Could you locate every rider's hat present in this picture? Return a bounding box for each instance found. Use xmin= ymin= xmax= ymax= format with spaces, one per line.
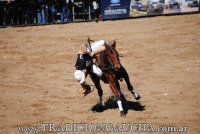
xmin=74 ymin=70 xmax=85 ymax=84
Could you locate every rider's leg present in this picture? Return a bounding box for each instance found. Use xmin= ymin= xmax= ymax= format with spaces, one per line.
xmin=92 ymin=65 xmax=103 ymax=77
xmin=90 ymin=73 xmax=103 ymax=105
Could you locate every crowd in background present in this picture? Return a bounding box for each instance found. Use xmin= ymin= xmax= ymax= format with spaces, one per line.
xmin=0 ymin=0 xmax=100 ymax=27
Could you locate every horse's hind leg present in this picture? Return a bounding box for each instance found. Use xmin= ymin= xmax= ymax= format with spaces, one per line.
xmin=121 ymin=66 xmax=140 ymax=100
xmin=90 ymin=73 xmax=103 ymax=105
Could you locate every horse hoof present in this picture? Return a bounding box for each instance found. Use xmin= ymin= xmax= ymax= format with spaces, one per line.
xmin=135 ymin=94 xmax=140 ymax=100
xmin=120 ymin=111 xmax=126 ymax=117
xmin=133 ymin=92 xmax=140 ymax=100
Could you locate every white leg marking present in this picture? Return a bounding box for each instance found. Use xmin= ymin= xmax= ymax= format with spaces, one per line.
xmin=117 ymin=100 xmax=124 ymax=112
xmin=132 ymin=90 xmax=139 ymax=99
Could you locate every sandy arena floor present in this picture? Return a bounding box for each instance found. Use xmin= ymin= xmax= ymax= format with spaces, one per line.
xmin=0 ymin=14 xmax=200 ymax=134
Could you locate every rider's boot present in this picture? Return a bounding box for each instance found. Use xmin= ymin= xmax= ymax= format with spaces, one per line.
xmin=81 ymin=82 xmax=92 ymax=96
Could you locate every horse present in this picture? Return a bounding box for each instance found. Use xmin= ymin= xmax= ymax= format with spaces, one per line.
xmin=89 ymin=40 xmax=140 ymax=117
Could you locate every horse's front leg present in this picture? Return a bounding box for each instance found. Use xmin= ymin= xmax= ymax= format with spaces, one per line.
xmin=109 ymin=82 xmax=126 ymax=117
xmin=120 ymin=66 xmax=140 ymax=100
xmin=116 ymin=81 xmax=126 ymax=102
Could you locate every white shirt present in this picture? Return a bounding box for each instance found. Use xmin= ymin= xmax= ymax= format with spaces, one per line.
xmin=86 ymin=40 xmax=105 ymax=53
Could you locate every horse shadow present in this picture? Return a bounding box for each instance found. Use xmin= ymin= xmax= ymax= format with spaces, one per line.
xmin=91 ymin=96 xmax=145 ymax=114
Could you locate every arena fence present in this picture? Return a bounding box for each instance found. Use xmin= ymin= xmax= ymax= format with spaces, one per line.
xmin=0 ymin=0 xmax=200 ymax=28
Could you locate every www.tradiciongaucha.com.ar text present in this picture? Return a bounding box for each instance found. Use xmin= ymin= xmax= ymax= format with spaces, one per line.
xmin=17 ymin=123 xmax=188 ymax=133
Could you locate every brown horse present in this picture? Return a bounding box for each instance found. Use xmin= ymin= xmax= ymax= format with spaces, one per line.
xmin=89 ymin=40 xmax=140 ymax=117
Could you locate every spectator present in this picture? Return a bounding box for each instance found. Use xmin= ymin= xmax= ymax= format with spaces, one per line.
xmin=50 ymin=5 xmax=57 ymax=23
xmin=92 ymin=0 xmax=99 ymax=22
xmin=0 ymin=1 xmax=6 ymax=26
xmin=41 ymin=5 xmax=48 ymax=24
xmin=18 ymin=0 xmax=25 ymax=25
xmin=199 ymin=2 xmax=200 ymax=12
xmin=10 ymin=1 xmax=18 ymax=25
xmin=65 ymin=0 xmax=72 ymax=21
xmin=4 ymin=0 xmax=11 ymax=26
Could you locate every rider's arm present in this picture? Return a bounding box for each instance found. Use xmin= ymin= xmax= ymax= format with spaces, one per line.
xmin=94 ymin=48 xmax=104 ymax=54
xmin=78 ymin=50 xmax=95 ymax=57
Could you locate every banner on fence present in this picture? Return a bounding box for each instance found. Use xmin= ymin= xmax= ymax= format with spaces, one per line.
xmin=101 ymin=0 xmax=131 ymax=20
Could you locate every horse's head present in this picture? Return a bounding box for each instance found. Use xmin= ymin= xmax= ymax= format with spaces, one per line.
xmin=104 ymin=40 xmax=121 ymax=72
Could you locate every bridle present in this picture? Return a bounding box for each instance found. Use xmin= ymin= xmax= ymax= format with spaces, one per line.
xmin=99 ymin=47 xmax=121 ymax=71
xmin=99 ymin=53 xmax=114 ymax=70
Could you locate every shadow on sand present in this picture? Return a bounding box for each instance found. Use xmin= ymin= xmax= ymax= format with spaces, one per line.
xmin=91 ymin=96 xmax=145 ymax=114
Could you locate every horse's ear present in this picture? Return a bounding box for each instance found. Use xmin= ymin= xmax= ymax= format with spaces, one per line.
xmin=111 ymin=40 xmax=116 ymax=48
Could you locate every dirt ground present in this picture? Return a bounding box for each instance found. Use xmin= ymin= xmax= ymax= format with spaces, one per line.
xmin=0 ymin=14 xmax=200 ymax=134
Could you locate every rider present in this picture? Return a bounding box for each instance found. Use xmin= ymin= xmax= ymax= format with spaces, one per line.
xmin=74 ymin=39 xmax=105 ymax=96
